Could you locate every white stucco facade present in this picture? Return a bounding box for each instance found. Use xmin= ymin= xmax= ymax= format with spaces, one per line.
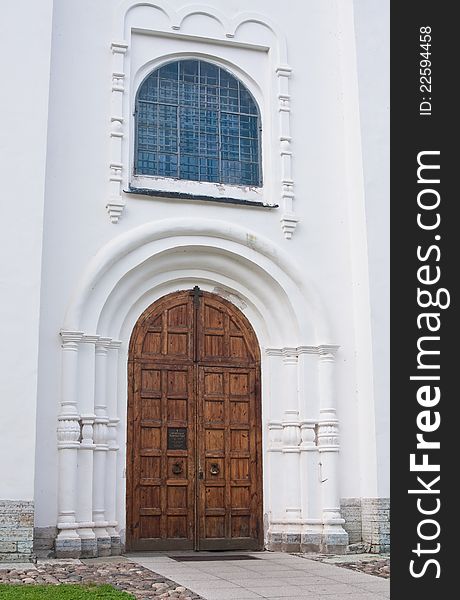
xmin=0 ymin=0 xmax=389 ymax=560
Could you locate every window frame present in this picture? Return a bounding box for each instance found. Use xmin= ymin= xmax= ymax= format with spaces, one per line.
xmin=130 ymin=56 xmax=268 ymax=205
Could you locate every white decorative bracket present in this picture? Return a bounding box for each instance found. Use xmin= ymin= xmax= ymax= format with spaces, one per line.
xmin=107 ymin=41 xmax=128 ymax=223
xmin=276 ymin=66 xmax=299 ymax=238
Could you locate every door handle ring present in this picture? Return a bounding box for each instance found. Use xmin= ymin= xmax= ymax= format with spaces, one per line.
xmin=172 ymin=461 xmax=183 ymax=475
xmin=210 ymin=463 xmax=220 ymax=476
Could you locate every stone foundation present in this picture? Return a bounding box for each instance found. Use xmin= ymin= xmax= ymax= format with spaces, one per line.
xmin=0 ymin=500 xmax=34 ymax=562
xmin=266 ymin=530 xmax=348 ymax=554
xmin=340 ymin=498 xmax=363 ymax=544
xmin=33 ymin=528 xmax=123 ymax=559
xmin=361 ymin=497 xmax=390 ymax=553
xmin=33 ymin=527 xmax=57 ymax=558
xmin=341 ymin=497 xmax=390 ymax=553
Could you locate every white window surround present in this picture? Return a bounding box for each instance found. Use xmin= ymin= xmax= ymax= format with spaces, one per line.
xmin=107 ymin=2 xmax=298 ymax=238
xmin=129 ymin=51 xmax=268 ymax=206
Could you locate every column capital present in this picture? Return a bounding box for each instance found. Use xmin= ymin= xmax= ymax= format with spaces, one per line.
xmin=318 ymin=344 xmax=340 ymax=360
xmin=60 ymin=330 xmax=84 ymax=346
xmin=81 ymin=334 xmax=100 ymax=344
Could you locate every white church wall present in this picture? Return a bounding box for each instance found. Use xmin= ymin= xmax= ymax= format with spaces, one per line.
xmin=350 ymin=0 xmax=390 ymax=552
xmin=354 ymin=0 xmax=390 ymax=500
xmin=0 ymin=0 xmax=54 ymax=561
xmin=0 ymin=0 xmax=389 ymax=559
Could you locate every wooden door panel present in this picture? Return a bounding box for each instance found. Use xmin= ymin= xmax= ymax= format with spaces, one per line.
xmin=127 ymin=290 xmax=262 ymax=552
xmin=197 ymin=366 xmax=260 ymax=550
xmin=198 ymin=295 xmax=256 ymax=365
xmin=133 ymin=293 xmax=194 ymax=363
xmin=130 ymin=363 xmax=195 ymax=550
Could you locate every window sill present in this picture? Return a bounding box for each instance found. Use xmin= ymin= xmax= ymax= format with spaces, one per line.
xmin=126 ymin=186 xmax=278 ymax=208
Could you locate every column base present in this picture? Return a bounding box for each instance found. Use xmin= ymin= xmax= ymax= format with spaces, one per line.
xmin=55 ymin=536 xmax=81 ymax=559
xmin=80 ymin=537 xmax=98 ymax=558
xmin=110 ymin=535 xmax=122 ymax=555
xmin=319 ymin=530 xmax=349 ymax=554
xmin=96 ymin=536 xmax=112 ymax=557
xmin=300 ymin=532 xmax=322 ymax=553
xmin=266 ymin=528 xmax=349 ymax=554
xmin=266 ymin=533 xmax=302 ymax=552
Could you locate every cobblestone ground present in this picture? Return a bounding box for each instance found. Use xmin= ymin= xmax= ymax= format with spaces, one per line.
xmin=296 ymin=552 xmax=390 ymax=579
xmin=0 ymin=558 xmax=203 ymax=599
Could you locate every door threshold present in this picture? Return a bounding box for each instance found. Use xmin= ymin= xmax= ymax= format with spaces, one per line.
xmin=169 ymin=552 xmax=262 ymax=561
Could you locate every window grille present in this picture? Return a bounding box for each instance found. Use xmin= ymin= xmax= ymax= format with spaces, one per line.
xmin=135 ymin=60 xmax=262 ymax=186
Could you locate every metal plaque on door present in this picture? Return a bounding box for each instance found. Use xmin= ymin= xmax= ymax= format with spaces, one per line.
xmin=167 ymin=427 xmax=187 ymax=450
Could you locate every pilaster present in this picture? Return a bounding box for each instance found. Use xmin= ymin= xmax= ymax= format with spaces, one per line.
xmin=92 ymin=338 xmax=112 ymax=556
xmin=317 ymin=345 xmax=348 ymax=552
xmin=56 ymin=331 xmax=83 ymax=558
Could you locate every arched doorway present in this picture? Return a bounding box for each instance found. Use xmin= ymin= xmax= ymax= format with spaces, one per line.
xmin=126 ymin=288 xmax=263 ymax=551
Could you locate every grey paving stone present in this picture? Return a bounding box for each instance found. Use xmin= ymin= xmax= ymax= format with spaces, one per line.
xmin=191 ymin=590 xmax=262 ymax=600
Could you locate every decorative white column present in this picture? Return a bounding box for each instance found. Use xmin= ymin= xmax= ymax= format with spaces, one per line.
xmin=77 ymin=415 xmax=96 ymax=557
xmin=76 ymin=336 xmax=98 ymax=557
xmin=281 ymin=349 xmax=301 ymax=526
xmin=297 ymin=346 xmax=322 ymax=550
xmin=92 ymin=338 xmax=111 ymax=556
xmin=105 ymin=340 xmax=121 ymax=554
xmin=265 ymin=348 xmax=284 ymax=529
xmin=266 ymin=347 xmax=302 ymax=550
xmin=56 ymin=331 xmax=83 ymax=558
xmin=317 ymin=345 xmax=348 ymax=551
xmin=107 ymin=41 xmax=128 ymax=223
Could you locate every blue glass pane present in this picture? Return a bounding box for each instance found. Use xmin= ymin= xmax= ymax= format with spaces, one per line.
xmin=158 ymin=105 xmax=177 ymax=127
xmin=159 ymin=62 xmax=178 ymax=79
xmin=221 ymin=160 xmax=242 ymax=184
xmin=135 ymin=59 xmax=261 ymax=185
xmin=157 ymin=153 xmax=178 ymax=177
xmin=137 ymin=151 xmax=157 ymax=174
xmin=220 ymin=86 xmax=239 ymax=112
xmin=240 ymin=137 xmax=257 ymax=162
xmin=138 ymin=71 xmax=158 ymax=101
xmin=221 ymin=113 xmax=239 ymax=136
xmin=179 ymin=60 xmax=199 ymax=83
xmin=200 ymin=157 xmax=219 ymax=181
xmin=180 ymin=155 xmax=199 ymax=180
xmin=241 ymin=162 xmax=259 ymax=185
xmin=200 ymin=84 xmax=218 ymax=108
xmin=159 ymin=77 xmax=178 ymax=104
xmin=200 ymin=134 xmax=218 ymax=157
xmin=181 ymin=132 xmax=198 ymax=154
xmin=239 ymin=86 xmax=257 ymax=115
xmin=200 ymin=62 xmax=218 ymax=86
xmin=221 ymin=136 xmax=239 ymax=161
xmin=180 ymin=82 xmax=199 ymax=107
xmin=240 ymin=115 xmax=258 ymax=138
xmin=220 ymin=69 xmax=239 ymax=89
xmin=201 ymin=110 xmax=218 ymax=134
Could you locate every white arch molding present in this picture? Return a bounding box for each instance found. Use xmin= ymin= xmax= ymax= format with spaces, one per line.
xmin=56 ymin=219 xmax=348 ymax=557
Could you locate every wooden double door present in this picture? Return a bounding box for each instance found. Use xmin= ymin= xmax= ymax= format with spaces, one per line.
xmin=127 ymin=289 xmax=263 ymax=551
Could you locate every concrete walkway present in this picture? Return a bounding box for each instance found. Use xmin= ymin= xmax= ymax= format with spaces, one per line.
xmin=128 ymin=552 xmax=390 ymax=600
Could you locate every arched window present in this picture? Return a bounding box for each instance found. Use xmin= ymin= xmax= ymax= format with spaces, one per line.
xmin=135 ymin=59 xmax=262 ymax=186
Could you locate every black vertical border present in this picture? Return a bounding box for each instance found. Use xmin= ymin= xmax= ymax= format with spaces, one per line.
xmin=391 ymin=2 xmax=456 ymax=597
